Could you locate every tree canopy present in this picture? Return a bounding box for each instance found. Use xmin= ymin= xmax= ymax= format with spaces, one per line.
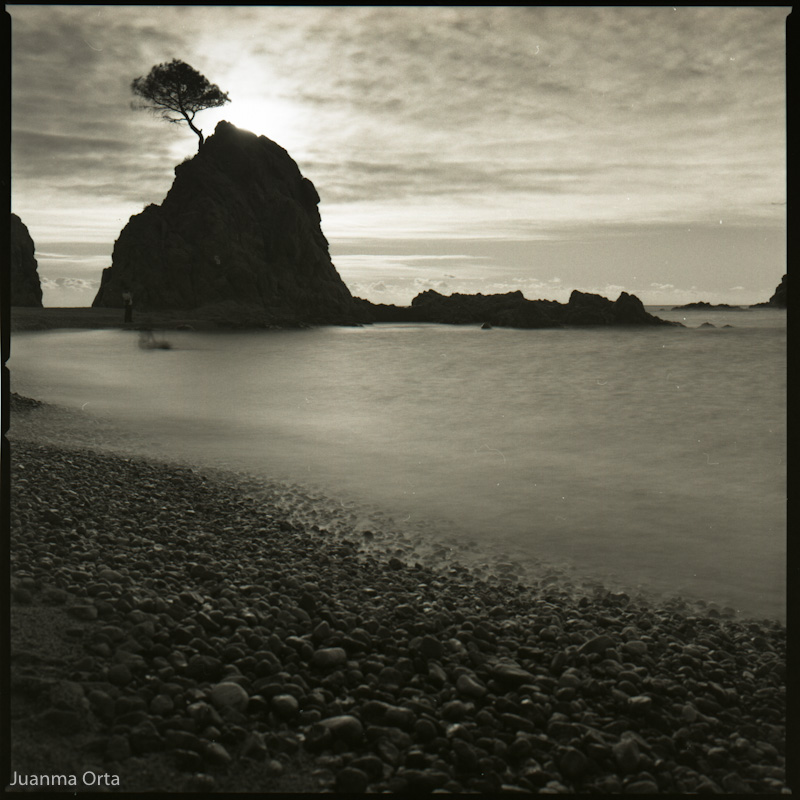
xmin=131 ymin=59 xmax=230 ymax=148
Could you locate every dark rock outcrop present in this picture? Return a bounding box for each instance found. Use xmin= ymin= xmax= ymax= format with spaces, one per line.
xmin=355 ymin=289 xmax=677 ymax=329
xmin=751 ymin=274 xmax=787 ymax=309
xmin=671 ymin=301 xmax=747 ymax=311
xmin=9 ymin=214 xmax=44 ymax=307
xmin=92 ymin=121 xmax=358 ymax=325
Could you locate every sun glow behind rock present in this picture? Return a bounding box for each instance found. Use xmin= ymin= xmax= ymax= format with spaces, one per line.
xmin=8 ymin=6 xmax=788 ymax=306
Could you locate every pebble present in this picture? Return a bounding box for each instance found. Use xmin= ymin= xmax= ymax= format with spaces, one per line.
xmin=578 ymin=634 xmax=616 ymax=656
xmin=203 ymin=742 xmax=232 ymax=766
xmin=106 ymin=664 xmax=133 ymax=686
xmin=7 ymin=439 xmax=788 ymax=795
xmin=312 ymin=647 xmax=348 ymax=669
xmin=559 ymin=746 xmax=589 ymax=780
xmin=419 ymin=635 xmax=444 ymax=659
xmin=317 ymin=715 xmax=364 ymax=745
xmin=625 ymin=779 xmax=659 ymax=793
xmin=209 ymin=681 xmax=249 ymax=712
xmin=336 ymin=766 xmax=369 ymax=793
xmin=491 ymin=663 xmax=536 ymax=686
xmin=613 ymin=737 xmax=641 ymax=773
xmin=271 ymin=693 xmax=300 ymax=718
xmin=456 ymin=673 xmax=487 ymax=698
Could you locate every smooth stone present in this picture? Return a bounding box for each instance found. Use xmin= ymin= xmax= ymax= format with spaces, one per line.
xmin=186 ymin=654 xmax=224 ymax=681
xmin=336 ymin=766 xmax=369 ymax=793
xmin=318 ymin=715 xmax=364 ymax=745
xmin=622 ymin=640 xmax=648 ymax=657
xmin=384 ymin=705 xmax=416 ymax=731
xmin=203 ymin=741 xmax=232 ymax=766
xmin=624 ymin=779 xmax=659 ymax=793
xmin=414 ymin=718 xmax=438 ymax=742
xmin=312 ymin=647 xmax=348 ymax=669
xmin=441 ymin=700 xmax=470 ymax=722
xmin=106 ymin=664 xmax=133 ymax=687
xmin=491 ymin=663 xmax=536 ymax=686
xmin=271 ymin=694 xmax=299 ymax=719
xmin=149 ymin=693 xmax=175 ymax=715
xmin=559 ymin=747 xmax=589 ymax=780
xmin=578 ymin=634 xmax=616 ymax=656
xmin=628 ymin=695 xmax=653 ymax=713
xmin=613 ymin=738 xmax=641 ymax=773
xmin=209 ymin=681 xmax=249 ymax=713
xmin=173 ymin=749 xmax=203 ymax=771
xmin=128 ymin=720 xmax=164 ymax=753
xmin=350 ymin=755 xmax=385 ymax=782
xmin=456 ymin=673 xmax=487 ymax=698
xmin=419 ymin=635 xmax=444 ymax=659
xmin=164 ymin=730 xmax=205 ymax=752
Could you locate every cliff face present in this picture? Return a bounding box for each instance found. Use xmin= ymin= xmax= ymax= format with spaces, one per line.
xmin=768 ymin=274 xmax=787 ymax=308
xmin=9 ymin=214 xmax=44 ymax=307
xmin=93 ymin=121 xmax=357 ymax=324
xmin=750 ymin=274 xmax=787 ymax=309
xmin=355 ymin=289 xmax=677 ymax=328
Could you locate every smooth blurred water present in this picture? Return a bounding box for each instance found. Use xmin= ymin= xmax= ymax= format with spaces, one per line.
xmin=9 ymin=308 xmax=786 ymax=619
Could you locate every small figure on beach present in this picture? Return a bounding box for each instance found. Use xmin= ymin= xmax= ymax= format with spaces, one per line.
xmin=122 ymin=291 xmax=133 ymax=323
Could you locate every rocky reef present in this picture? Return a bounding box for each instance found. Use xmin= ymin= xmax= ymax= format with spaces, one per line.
xmin=670 ymin=302 xmax=748 ymax=312
xmin=9 ymin=213 xmax=44 ymax=307
xmin=355 ymin=289 xmax=677 ymax=329
xmin=92 ymin=122 xmax=358 ymax=326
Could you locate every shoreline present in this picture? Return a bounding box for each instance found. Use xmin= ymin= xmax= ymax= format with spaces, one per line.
xmin=8 ymin=395 xmax=784 ymax=625
xmin=6 ymin=400 xmax=789 ymax=793
xmin=10 ymin=304 xmax=787 ymax=334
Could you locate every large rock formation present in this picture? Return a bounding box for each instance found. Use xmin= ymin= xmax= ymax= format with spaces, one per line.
xmin=355 ymin=289 xmax=677 ymax=328
xmin=9 ymin=213 xmax=44 ymax=307
xmin=750 ymin=274 xmax=787 ymax=309
xmin=93 ymin=121 xmax=358 ymax=325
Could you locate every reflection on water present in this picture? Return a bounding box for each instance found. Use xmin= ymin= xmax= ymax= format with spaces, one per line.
xmin=10 ymin=311 xmax=786 ymax=619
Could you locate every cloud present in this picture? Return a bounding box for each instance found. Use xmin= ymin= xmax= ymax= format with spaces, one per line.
xmin=40 ymin=277 xmax=100 ymax=291
xmin=8 ymin=6 xmax=788 ymax=305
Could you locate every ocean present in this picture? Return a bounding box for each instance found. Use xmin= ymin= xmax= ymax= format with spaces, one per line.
xmin=8 ymin=306 xmax=786 ymax=621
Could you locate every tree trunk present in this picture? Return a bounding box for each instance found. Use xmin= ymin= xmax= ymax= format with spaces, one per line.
xmin=187 ymin=117 xmax=204 ymax=149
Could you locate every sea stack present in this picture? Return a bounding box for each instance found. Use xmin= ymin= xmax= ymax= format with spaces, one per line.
xmin=92 ymin=121 xmax=358 ymax=325
xmin=9 ymin=213 xmax=44 ymax=307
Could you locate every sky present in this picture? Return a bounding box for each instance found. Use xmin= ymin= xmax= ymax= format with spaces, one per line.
xmin=8 ymin=6 xmax=790 ymax=307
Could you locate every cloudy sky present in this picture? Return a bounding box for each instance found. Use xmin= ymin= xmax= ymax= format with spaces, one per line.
xmin=9 ymin=6 xmax=789 ymax=307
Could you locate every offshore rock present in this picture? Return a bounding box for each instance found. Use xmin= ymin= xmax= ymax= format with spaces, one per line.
xmin=92 ymin=121 xmax=358 ymax=325
xmin=9 ymin=213 xmax=44 ymax=307
xmin=355 ymin=288 xmax=676 ymax=329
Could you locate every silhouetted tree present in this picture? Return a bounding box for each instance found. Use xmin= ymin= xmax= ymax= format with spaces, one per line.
xmin=131 ymin=59 xmax=230 ymax=148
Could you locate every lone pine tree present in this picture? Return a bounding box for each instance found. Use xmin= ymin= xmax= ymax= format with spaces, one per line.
xmin=131 ymin=59 xmax=230 ymax=148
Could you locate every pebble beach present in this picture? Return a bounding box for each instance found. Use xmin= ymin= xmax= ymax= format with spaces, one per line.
xmin=6 ymin=395 xmax=790 ymax=794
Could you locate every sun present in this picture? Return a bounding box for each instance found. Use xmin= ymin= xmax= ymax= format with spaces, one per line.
xmin=210 ymin=92 xmax=304 ymax=150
